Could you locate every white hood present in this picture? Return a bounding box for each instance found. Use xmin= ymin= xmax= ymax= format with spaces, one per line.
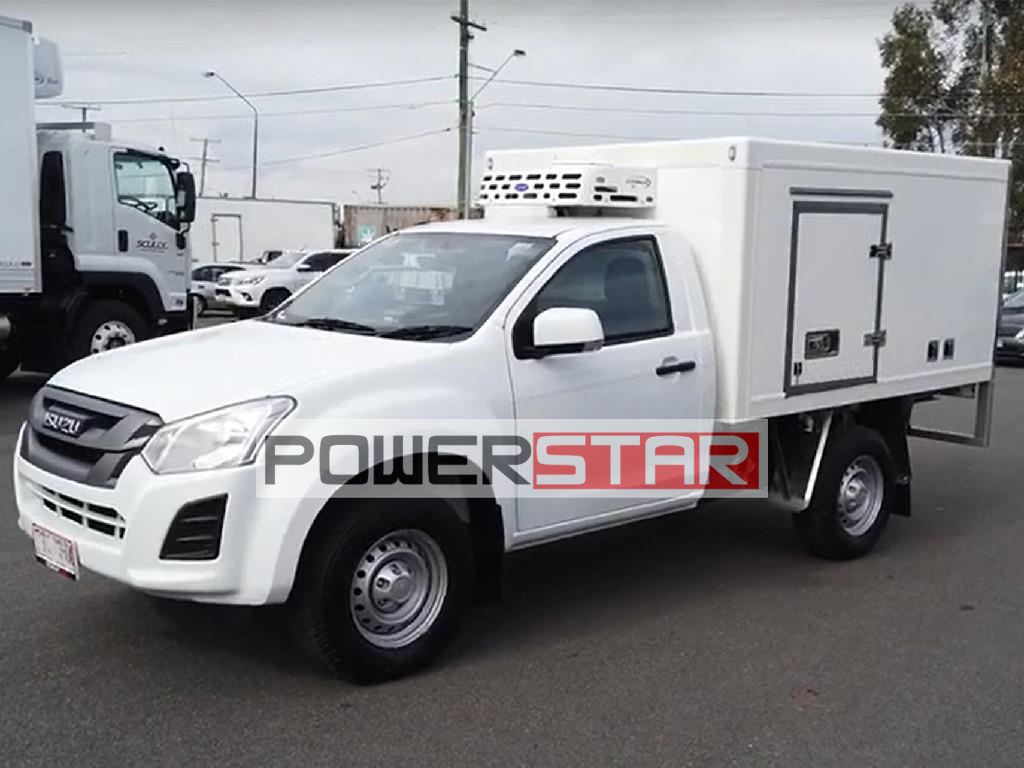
xmin=221 ymin=267 xmax=278 ymax=283
xmin=48 ymin=321 xmax=447 ymax=421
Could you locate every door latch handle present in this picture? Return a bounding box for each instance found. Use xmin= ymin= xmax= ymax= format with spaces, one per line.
xmin=656 ymin=360 xmax=697 ymax=376
xmin=117 ymin=230 xmax=129 ymax=253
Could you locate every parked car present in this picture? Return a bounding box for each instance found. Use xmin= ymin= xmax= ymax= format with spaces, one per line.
xmin=215 ymin=249 xmax=354 ymax=315
xmin=190 ymin=262 xmax=251 ymax=316
xmin=996 ymin=290 xmax=1024 ymax=362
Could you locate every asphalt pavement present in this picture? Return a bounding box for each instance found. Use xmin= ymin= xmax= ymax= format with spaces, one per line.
xmin=1 ymin=355 xmax=1022 ymax=767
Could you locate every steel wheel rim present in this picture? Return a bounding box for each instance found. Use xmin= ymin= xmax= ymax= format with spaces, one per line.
xmin=350 ymin=529 xmax=448 ymax=649
xmin=836 ymin=454 xmax=884 ymax=537
xmin=90 ymin=321 xmax=136 ymax=354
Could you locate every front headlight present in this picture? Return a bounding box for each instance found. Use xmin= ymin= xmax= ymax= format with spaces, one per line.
xmin=236 ymin=275 xmax=266 ymax=286
xmin=142 ymin=397 xmax=295 ymax=474
xmin=1016 ymin=329 xmax=1024 ymax=340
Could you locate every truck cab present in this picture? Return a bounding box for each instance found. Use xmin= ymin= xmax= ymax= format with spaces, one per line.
xmin=0 ymin=16 xmax=196 ymax=375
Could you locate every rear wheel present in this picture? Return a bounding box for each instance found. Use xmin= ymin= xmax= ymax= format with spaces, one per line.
xmin=291 ymin=498 xmax=473 ymax=683
xmin=192 ymin=294 xmax=207 ymax=319
xmin=259 ymin=288 xmax=290 ymax=314
xmin=793 ymin=425 xmax=894 ymax=560
xmin=71 ymin=300 xmax=148 ymax=359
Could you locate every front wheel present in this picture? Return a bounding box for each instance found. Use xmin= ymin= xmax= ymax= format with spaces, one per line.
xmin=71 ymin=300 xmax=148 ymax=359
xmin=793 ymin=425 xmax=894 ymax=560
xmin=290 ymin=499 xmax=473 ymax=683
xmin=258 ymin=288 xmax=290 ymax=314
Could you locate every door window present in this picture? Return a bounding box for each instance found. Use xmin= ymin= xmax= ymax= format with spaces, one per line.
xmin=113 ymin=152 xmax=177 ymax=227
xmin=517 ymin=237 xmax=673 ymax=349
xmin=303 ymin=251 xmax=348 ymax=272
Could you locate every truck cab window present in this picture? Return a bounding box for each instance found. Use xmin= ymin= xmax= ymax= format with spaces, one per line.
xmin=524 ymin=237 xmax=673 ymax=344
xmin=113 ymin=152 xmax=177 ymax=227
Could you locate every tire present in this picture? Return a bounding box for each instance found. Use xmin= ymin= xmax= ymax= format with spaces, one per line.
xmin=192 ymin=294 xmax=207 ymax=318
xmin=793 ymin=424 xmax=894 ymax=560
xmin=290 ymin=498 xmax=473 ymax=683
xmin=71 ymin=300 xmax=149 ymax=359
xmin=258 ymin=288 xmax=290 ymax=314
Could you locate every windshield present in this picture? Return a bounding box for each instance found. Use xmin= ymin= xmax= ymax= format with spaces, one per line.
xmin=268 ymin=232 xmax=554 ymax=339
xmin=265 ymin=251 xmax=307 ymax=269
xmin=1004 ymin=289 xmax=1024 ymax=309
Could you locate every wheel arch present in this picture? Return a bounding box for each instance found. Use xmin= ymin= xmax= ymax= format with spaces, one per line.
xmin=289 ymin=451 xmax=507 ymax=604
xmin=72 ymin=272 xmax=163 ymax=330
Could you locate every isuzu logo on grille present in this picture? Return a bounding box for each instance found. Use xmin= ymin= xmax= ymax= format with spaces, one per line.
xmin=42 ymin=410 xmax=85 ymax=438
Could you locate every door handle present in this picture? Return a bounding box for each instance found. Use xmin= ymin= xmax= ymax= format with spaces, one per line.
xmin=656 ymin=360 xmax=697 ymax=376
xmin=117 ymin=230 xmax=129 ymax=253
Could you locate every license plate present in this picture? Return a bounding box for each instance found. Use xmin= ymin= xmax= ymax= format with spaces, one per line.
xmin=32 ymin=524 xmax=79 ymax=580
xmin=997 ymin=339 xmax=1006 ymax=349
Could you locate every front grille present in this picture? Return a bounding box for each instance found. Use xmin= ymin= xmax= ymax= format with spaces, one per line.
xmin=215 ymin=288 xmax=230 ymax=297
xmin=21 ymin=386 xmax=162 ymax=488
xmin=27 ymin=479 xmax=126 ymax=539
xmin=160 ymin=495 xmax=227 ymax=561
xmin=997 ymin=324 xmax=1020 ymax=338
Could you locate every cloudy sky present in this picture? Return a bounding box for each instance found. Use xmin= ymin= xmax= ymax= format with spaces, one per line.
xmin=9 ymin=0 xmax=905 ymax=205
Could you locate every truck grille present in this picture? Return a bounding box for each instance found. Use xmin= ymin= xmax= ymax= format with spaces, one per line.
xmin=27 ymin=479 xmax=126 ymax=539
xmin=21 ymin=386 xmax=162 ymax=488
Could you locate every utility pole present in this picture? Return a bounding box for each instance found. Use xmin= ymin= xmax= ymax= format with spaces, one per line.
xmin=369 ymin=168 xmax=390 ymax=205
xmin=451 ymin=0 xmax=486 ymax=218
xmin=60 ymin=103 xmax=101 ymax=132
xmin=188 ymin=137 xmax=221 ymax=196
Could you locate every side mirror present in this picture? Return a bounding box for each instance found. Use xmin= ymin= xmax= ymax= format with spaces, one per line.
xmin=175 ymin=171 xmax=196 ymax=224
xmin=532 ymin=307 xmax=604 ymax=357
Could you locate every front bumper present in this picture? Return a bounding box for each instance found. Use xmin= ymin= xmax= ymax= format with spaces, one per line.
xmin=14 ymin=426 xmax=306 ymax=605
xmin=215 ymin=285 xmax=262 ymax=311
xmin=995 ymin=336 xmax=1024 ymax=360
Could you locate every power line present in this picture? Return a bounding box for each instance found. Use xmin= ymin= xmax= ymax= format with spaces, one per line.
xmin=74 ymin=99 xmax=457 ymax=125
xmin=476 ymin=76 xmax=886 ymax=99
xmin=478 ymin=125 xmax=661 ymax=142
xmin=238 ymin=126 xmax=455 ymax=169
xmin=49 ymin=74 xmax=454 ymax=107
xmin=478 ymin=102 xmax=1024 ymax=119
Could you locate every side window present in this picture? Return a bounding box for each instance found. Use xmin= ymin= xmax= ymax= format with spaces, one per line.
xmin=519 ymin=238 xmax=672 ymax=347
xmin=113 ymin=151 xmax=177 ymax=227
xmin=304 ymin=252 xmax=343 ymax=272
xmin=192 ymin=266 xmax=211 ymax=282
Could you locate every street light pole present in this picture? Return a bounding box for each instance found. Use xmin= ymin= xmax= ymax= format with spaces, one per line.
xmin=203 ymin=70 xmax=259 ymax=199
xmin=466 ymin=49 xmax=526 ymax=216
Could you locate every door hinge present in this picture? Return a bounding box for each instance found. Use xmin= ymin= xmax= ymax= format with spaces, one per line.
xmin=869 ymin=243 xmax=892 ymax=260
xmin=863 ymin=330 xmax=887 ymax=348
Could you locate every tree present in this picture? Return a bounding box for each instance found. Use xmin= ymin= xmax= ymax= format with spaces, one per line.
xmin=878 ymin=1 xmax=1024 ymax=236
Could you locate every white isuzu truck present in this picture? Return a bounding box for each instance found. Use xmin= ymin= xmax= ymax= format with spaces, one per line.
xmin=0 ymin=16 xmax=196 ymax=376
xmin=13 ymin=137 xmax=1008 ymax=682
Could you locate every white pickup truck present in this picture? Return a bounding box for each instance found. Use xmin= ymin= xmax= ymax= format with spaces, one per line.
xmin=14 ymin=138 xmax=1008 ymax=682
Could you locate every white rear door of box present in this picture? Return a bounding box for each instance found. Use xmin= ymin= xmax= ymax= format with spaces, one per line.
xmin=786 ymin=204 xmax=887 ymax=393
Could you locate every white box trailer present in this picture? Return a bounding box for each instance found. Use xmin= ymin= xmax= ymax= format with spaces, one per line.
xmin=483 ymin=137 xmax=1009 ymax=426
xmin=0 ymin=16 xmax=42 ymax=293
xmin=191 ymin=197 xmax=338 ymax=263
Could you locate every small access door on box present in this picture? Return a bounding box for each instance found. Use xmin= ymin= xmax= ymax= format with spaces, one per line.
xmin=784 ymin=195 xmax=890 ymax=395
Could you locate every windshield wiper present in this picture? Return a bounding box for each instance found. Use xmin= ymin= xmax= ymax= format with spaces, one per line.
xmin=289 ymin=317 xmax=380 ymax=335
xmin=380 ymin=324 xmax=473 ymax=340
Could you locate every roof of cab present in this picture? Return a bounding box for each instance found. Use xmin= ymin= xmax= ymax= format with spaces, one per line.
xmin=404 ymin=217 xmax=666 ymax=240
